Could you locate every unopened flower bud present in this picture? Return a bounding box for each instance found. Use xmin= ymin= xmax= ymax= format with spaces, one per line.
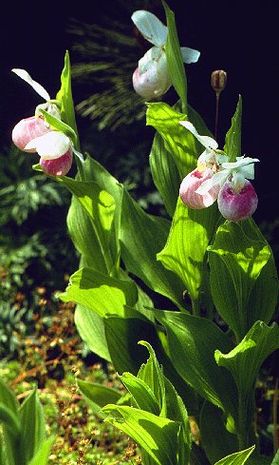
xmin=12 ymin=116 xmax=50 ymax=152
xmin=211 ymin=70 xmax=227 ymax=95
xmin=179 ymin=168 xmax=219 ymax=209
xmin=132 ymin=46 xmax=171 ymax=100
xmin=217 ymin=179 xmax=258 ymax=221
xmin=40 ymin=149 xmax=73 ymax=176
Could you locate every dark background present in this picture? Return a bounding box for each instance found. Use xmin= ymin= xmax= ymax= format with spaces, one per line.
xmin=1 ymin=0 xmax=278 ymax=223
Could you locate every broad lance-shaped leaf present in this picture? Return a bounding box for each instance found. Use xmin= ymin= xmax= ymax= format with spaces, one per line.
xmin=119 ymin=372 xmax=160 ymax=415
xmin=77 ymin=379 xmax=122 ymax=415
xmin=66 ymin=155 xmax=123 ymax=274
xmin=224 ymin=95 xmax=242 ymax=162
xmin=162 ymin=0 xmax=187 ymax=111
xmin=119 ymin=188 xmax=185 ymax=308
xmin=19 ymin=390 xmax=46 ymax=464
xmin=104 ymin=316 xmax=162 ymax=375
xmin=200 ymin=402 xmax=238 ymax=464
xmin=28 ymin=437 xmax=55 ymax=465
xmin=214 ymin=446 xmax=255 ymax=465
xmin=155 ymin=310 xmax=238 ymax=421
xmin=60 ymin=177 xmax=117 ymax=274
xmin=157 ymin=197 xmax=219 ymax=304
xmin=74 ymin=304 xmax=111 ymax=362
xmin=102 ymin=405 xmax=180 ymax=465
xmin=59 ymin=267 xmax=138 ymax=317
xmin=208 ymin=219 xmax=278 ymax=341
xmin=149 ymin=132 xmax=180 ymax=218
xmin=56 ymin=50 xmax=79 ymax=140
xmin=215 ymin=321 xmax=279 ymax=400
xmin=146 ymin=102 xmax=198 ymax=178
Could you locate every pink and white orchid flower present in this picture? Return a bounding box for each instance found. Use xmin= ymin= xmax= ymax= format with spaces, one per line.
xmin=179 ymin=121 xmax=259 ymax=221
xmin=11 ymin=68 xmax=74 ymax=176
xmin=131 ymin=10 xmax=200 ymax=100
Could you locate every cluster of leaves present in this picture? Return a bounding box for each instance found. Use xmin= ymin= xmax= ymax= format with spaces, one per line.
xmin=40 ymin=4 xmax=279 ymax=464
xmin=0 ymin=301 xmax=137 ymax=465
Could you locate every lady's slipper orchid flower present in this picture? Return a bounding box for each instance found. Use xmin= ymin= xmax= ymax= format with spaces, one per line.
xmin=131 ymin=10 xmax=200 ymax=99
xmin=12 ymin=116 xmax=51 ymax=152
xmin=178 ymin=121 xmax=260 ymax=221
xmin=25 ymin=131 xmax=73 ymax=176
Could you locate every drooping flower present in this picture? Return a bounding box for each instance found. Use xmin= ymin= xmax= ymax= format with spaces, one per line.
xmin=11 ymin=68 xmax=74 ymax=176
xmin=12 ymin=116 xmax=51 ymax=152
xmin=131 ymin=10 xmax=200 ymax=100
xmin=178 ymin=120 xmax=259 ymax=221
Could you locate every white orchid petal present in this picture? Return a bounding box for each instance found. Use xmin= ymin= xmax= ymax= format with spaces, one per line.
xmin=221 ymin=157 xmax=259 ymax=170
xmin=131 ymin=10 xmax=167 ymax=47
xmin=195 ymin=178 xmax=214 ymax=195
xmin=25 ymin=132 xmax=71 ymax=160
xmin=12 ymin=68 xmax=50 ymax=101
xmin=180 ymin=47 xmax=200 ymax=64
xmin=179 ymin=120 xmax=218 ymax=150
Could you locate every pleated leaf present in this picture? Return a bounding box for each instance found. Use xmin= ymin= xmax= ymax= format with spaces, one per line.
xmin=77 ymin=379 xmax=122 ymax=414
xmin=224 ymin=95 xmax=242 ymax=162
xmin=162 ymin=0 xmax=187 ymax=111
xmin=157 ymin=197 xmax=219 ymax=303
xmin=215 ymin=321 xmax=279 ymax=398
xmin=208 ymin=219 xmax=278 ymax=340
xmin=28 ymin=437 xmax=55 ymax=465
xmin=214 ymin=446 xmax=255 ymax=465
xmin=149 ymin=132 xmax=180 ymax=217
xmin=155 ymin=310 xmax=238 ymax=420
xmin=119 ymin=188 xmax=184 ymax=308
xmin=102 ymin=405 xmax=180 ymax=465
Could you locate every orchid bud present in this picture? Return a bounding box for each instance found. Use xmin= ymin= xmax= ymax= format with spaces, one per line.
xmin=179 ymin=168 xmax=219 ymax=209
xmin=40 ymin=149 xmax=73 ymax=176
xmin=217 ymin=179 xmax=258 ymax=221
xmin=132 ymin=46 xmax=171 ymax=100
xmin=12 ymin=116 xmax=50 ymax=152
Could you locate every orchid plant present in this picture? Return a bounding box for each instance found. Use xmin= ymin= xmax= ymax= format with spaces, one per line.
xmin=8 ymin=1 xmax=279 ymax=465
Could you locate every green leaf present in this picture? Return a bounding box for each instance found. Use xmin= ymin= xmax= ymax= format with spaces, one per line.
xmin=59 ymin=267 xmax=138 ymax=317
xmin=215 ymin=321 xmax=279 ymax=401
xmin=74 ymin=304 xmax=111 ymax=361
xmin=271 ymin=450 xmax=279 ymax=465
xmin=56 ymin=50 xmax=79 ymax=139
xmin=120 ymin=372 xmax=160 ymax=415
xmin=214 ymin=446 xmax=255 ymax=465
xmin=77 ymin=379 xmax=122 ymax=414
xmin=162 ymin=0 xmax=187 ymax=111
xmin=119 ymin=188 xmax=184 ymax=308
xmin=208 ymin=219 xmax=278 ymax=340
xmin=149 ymin=132 xmax=180 ymax=217
xmin=28 ymin=437 xmax=55 ymax=465
xmin=102 ymin=404 xmax=180 ymax=465
xmin=38 ymin=108 xmax=78 ymax=147
xmin=104 ymin=316 xmax=160 ymax=375
xmin=200 ymin=402 xmax=238 ymax=464
xmin=61 ymin=177 xmax=118 ymax=274
xmin=224 ymin=95 xmax=242 ymax=161
xmin=19 ymin=390 xmax=46 ymax=463
xmin=137 ymin=341 xmax=166 ymax=416
xmin=0 ymin=379 xmax=19 ymax=415
xmin=155 ymin=311 xmax=238 ymax=419
xmin=157 ymin=197 xmax=219 ymax=304
xmin=0 ymin=404 xmax=21 ymax=437
xmin=146 ymin=102 xmax=198 ymax=178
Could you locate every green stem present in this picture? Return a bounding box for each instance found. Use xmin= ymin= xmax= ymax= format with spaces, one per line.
xmin=191 ymin=298 xmax=200 ymax=317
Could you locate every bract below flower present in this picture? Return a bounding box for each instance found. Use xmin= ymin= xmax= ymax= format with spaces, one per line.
xmin=24 ymin=131 xmax=72 ymax=160
xmin=179 ymin=168 xmax=219 ymax=209
xmin=217 ymin=179 xmax=258 ymax=222
xmin=12 ymin=116 xmax=50 ymax=152
xmin=40 ymin=149 xmax=73 ymax=176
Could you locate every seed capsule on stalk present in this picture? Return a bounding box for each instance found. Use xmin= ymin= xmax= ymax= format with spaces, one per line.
xmin=12 ymin=116 xmax=50 ymax=152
